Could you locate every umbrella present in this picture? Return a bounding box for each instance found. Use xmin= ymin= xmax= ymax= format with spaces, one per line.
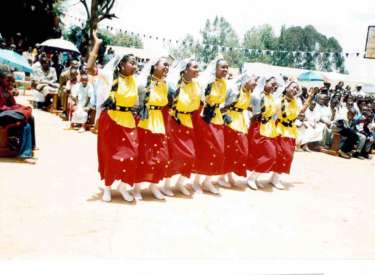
xmin=0 ymin=49 xmax=33 ymax=73
xmin=40 ymin=38 xmax=80 ymax=54
xmin=298 ymin=71 xmax=325 ymax=81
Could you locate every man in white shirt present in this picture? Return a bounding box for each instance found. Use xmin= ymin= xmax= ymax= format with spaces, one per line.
xmin=315 ymin=94 xmax=334 ymax=148
xmin=31 ymin=56 xmax=58 ymax=107
xmin=70 ymin=74 xmax=93 ymax=132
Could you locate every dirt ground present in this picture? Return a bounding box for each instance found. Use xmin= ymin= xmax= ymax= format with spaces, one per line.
xmin=1 ymin=96 xmax=375 ymax=261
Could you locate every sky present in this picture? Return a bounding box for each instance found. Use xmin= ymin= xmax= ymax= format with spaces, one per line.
xmin=64 ymin=0 xmax=375 ymax=51
xmin=63 ymin=0 xmax=375 ymax=79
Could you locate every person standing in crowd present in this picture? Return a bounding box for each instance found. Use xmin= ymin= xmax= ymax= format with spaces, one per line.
xmin=58 ymin=60 xmax=80 ymax=120
xmin=134 ymin=57 xmax=171 ymax=200
xmin=192 ymin=58 xmax=229 ymax=195
xmin=160 ymin=58 xmax=201 ymax=197
xmin=87 ymin=30 xmax=138 ymax=203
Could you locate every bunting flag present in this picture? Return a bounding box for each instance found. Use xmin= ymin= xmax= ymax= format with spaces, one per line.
xmin=61 ymin=12 xmax=366 ymax=59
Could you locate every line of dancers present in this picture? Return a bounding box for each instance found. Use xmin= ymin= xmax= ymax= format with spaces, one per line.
xmin=88 ymin=30 xmax=317 ymax=202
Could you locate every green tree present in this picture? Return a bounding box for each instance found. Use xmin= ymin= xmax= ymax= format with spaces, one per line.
xmin=169 ymin=35 xmax=200 ymax=60
xmin=79 ymin=0 xmax=117 ymax=35
xmin=110 ymin=31 xmax=143 ymax=48
xmin=0 ymin=0 xmax=64 ymax=49
xmin=198 ymin=16 xmax=242 ymax=67
xmin=242 ymin=24 xmax=277 ymax=64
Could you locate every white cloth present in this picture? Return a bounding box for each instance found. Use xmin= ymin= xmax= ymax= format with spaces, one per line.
xmin=71 ymin=83 xmax=93 ymax=124
xmin=315 ymin=104 xmax=334 ymax=146
xmin=297 ymin=108 xmax=322 ymax=144
xmin=32 ymin=66 xmax=57 ymax=84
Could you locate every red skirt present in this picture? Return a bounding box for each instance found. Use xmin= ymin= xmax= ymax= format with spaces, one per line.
xmin=135 ymin=128 xmax=169 ymax=183
xmin=193 ymin=113 xmax=225 ymax=176
xmin=247 ymin=122 xmax=277 ymax=173
xmin=273 ymin=136 xmax=296 ymax=174
xmin=165 ymin=115 xmax=196 ymax=178
xmin=97 ymin=111 xmax=139 ymax=186
xmin=223 ymin=126 xmax=248 ymax=176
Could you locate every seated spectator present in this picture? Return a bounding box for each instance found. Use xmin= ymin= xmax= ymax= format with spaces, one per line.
xmin=353 ymin=110 xmax=374 ymax=159
xmin=0 ymin=68 xmax=36 ymax=163
xmin=315 ymin=94 xmax=334 ymax=148
xmin=297 ymin=100 xmax=322 ymax=151
xmin=31 ymin=56 xmax=58 ymax=108
xmin=70 ymin=74 xmax=93 ymax=133
xmin=333 ymin=110 xmax=358 ymax=159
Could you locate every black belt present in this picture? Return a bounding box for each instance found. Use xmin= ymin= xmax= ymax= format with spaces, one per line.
xmin=206 ymin=104 xmax=220 ymax=108
xmin=116 ymin=106 xmax=133 ymax=112
xmin=261 ymin=116 xmax=272 ymax=124
xmin=176 ymin=110 xmax=193 ymax=115
xmin=229 ymin=106 xmax=244 ymax=112
xmin=148 ymin=105 xmax=163 ymax=110
xmin=281 ymin=120 xmax=296 ymax=127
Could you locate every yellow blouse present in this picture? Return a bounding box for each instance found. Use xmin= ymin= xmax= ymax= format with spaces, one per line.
xmin=107 ymin=75 xmax=138 ymax=128
xmin=204 ymin=78 xmax=227 ymax=125
xmin=172 ymin=80 xmax=201 ymax=128
xmin=227 ymin=88 xmax=251 ymax=134
xmin=138 ymin=80 xmax=168 ymax=134
xmin=276 ymin=97 xmax=299 ymax=139
xmin=260 ymin=93 xmax=278 ymax=138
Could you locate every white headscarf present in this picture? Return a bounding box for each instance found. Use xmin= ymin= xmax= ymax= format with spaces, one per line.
xmin=167 ymin=57 xmax=197 ymax=89
xmin=251 ymin=73 xmax=277 ymax=114
xmin=198 ymin=55 xmax=226 ymax=95
xmin=94 ymin=53 xmax=128 ymax=120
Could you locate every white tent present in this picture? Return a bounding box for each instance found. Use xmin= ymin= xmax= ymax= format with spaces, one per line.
xmin=242 ymin=62 xmax=375 ymax=94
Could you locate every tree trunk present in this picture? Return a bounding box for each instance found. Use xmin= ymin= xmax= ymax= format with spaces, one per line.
xmin=89 ymin=0 xmax=98 ymax=39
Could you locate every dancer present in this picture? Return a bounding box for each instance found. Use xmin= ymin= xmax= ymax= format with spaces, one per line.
xmin=87 ymin=30 xmax=138 ymax=202
xmin=193 ymin=57 xmax=229 ymax=194
xmin=161 ymin=58 xmax=201 ymax=197
xmin=134 ymin=57 xmax=171 ymax=200
xmin=272 ymin=81 xmax=317 ymax=189
xmin=246 ymin=75 xmax=279 ymax=190
xmin=220 ymin=72 xmax=258 ymax=187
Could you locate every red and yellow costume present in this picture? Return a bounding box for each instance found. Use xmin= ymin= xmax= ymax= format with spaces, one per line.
xmin=274 ymin=96 xmax=299 ymax=174
xmin=97 ymin=75 xmax=139 ymax=186
xmin=135 ymin=78 xmax=169 ymax=183
xmin=193 ymin=78 xmax=227 ymax=175
xmin=165 ymin=79 xmax=201 ymax=178
xmin=247 ymin=93 xmax=278 ymax=173
xmin=223 ymin=87 xmax=251 ymax=176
